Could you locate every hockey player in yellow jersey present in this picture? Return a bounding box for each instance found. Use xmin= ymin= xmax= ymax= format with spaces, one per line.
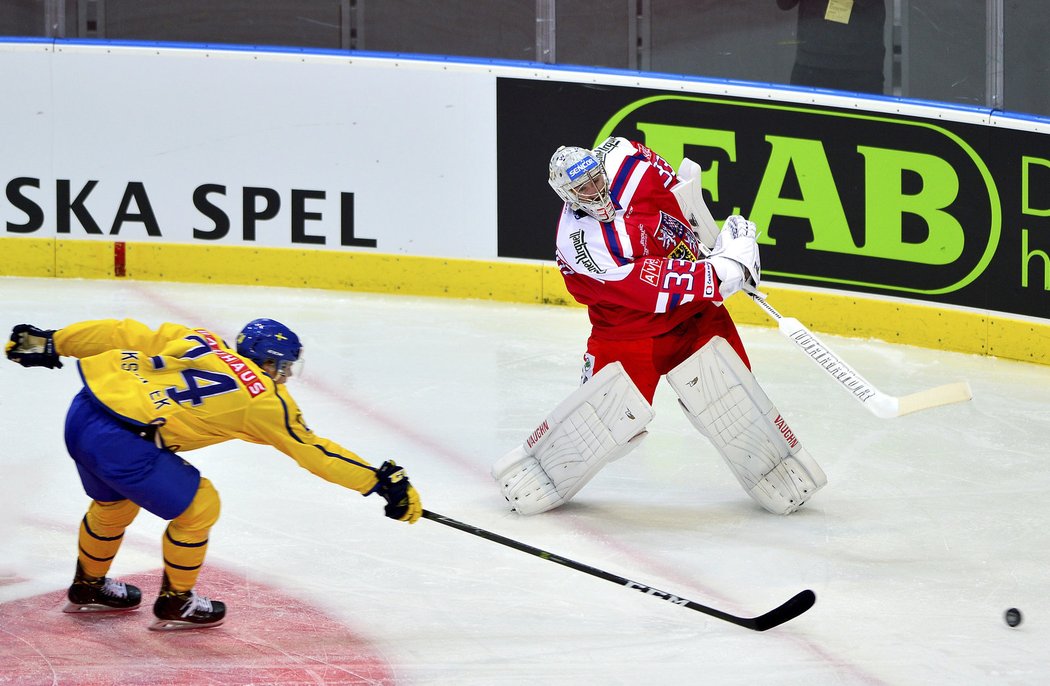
xmin=5 ymin=317 xmax=422 ymax=631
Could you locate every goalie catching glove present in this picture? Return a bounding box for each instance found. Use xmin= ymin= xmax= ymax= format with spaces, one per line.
xmin=373 ymin=460 xmax=422 ymax=523
xmin=6 ymin=324 xmax=62 ymax=369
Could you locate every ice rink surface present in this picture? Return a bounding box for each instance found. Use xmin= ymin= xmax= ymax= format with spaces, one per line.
xmin=1 ymin=276 xmax=1047 ymax=685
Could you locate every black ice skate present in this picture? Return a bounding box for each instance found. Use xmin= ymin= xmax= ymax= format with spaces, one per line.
xmin=150 ymin=582 xmax=226 ymax=631
xmin=63 ymin=563 xmax=142 ymax=613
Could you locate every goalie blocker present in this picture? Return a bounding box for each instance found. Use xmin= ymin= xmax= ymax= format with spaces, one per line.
xmin=493 ymin=338 xmax=825 ymax=516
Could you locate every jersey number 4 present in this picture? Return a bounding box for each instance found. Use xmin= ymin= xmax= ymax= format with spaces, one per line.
xmin=166 ymin=369 xmax=238 ymax=406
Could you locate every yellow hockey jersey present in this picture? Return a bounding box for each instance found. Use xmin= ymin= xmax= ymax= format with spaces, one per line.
xmin=54 ymin=319 xmax=380 ymax=496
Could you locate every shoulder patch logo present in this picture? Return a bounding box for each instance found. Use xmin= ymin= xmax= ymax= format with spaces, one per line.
xmin=639 ymin=257 xmax=662 ymax=287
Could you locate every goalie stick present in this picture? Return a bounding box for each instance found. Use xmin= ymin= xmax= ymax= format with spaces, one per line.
xmin=747 ymin=290 xmax=973 ymax=418
xmin=671 ymin=170 xmax=972 ymax=418
xmin=423 ymin=510 xmax=815 ymax=632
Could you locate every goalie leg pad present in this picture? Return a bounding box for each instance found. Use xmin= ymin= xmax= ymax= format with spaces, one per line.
xmin=490 ymin=446 xmax=558 ymax=515
xmin=492 ymin=362 xmax=654 ymax=515
xmin=666 ymin=337 xmax=826 ymax=515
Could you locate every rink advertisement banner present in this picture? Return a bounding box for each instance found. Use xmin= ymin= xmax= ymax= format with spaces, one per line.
xmin=0 ymin=40 xmax=497 ymax=258
xmin=5 ymin=40 xmax=1050 ymax=323
xmin=495 ymin=78 xmax=1050 ymax=319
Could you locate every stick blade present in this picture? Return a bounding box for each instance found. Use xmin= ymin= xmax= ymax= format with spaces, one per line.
xmin=747 ymin=589 xmax=816 ymax=632
xmin=896 ymin=381 xmax=973 ymax=417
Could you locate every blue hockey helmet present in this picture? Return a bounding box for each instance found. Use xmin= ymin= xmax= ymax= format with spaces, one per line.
xmin=236 ymin=318 xmax=302 ymax=377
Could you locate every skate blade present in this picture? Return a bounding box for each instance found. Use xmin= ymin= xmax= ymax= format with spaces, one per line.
xmin=148 ymin=617 xmax=225 ymax=631
xmin=62 ymin=601 xmax=140 ymax=614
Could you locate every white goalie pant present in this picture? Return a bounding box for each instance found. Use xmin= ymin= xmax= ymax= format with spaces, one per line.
xmin=491 ymin=362 xmax=654 ymax=515
xmin=666 ymin=337 xmax=827 ymax=515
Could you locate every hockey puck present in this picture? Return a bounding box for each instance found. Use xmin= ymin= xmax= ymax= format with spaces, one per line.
xmin=1005 ymin=608 xmax=1022 ymax=627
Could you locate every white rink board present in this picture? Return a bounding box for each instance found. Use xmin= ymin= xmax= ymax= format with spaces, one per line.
xmin=1 ymin=41 xmax=498 ymax=256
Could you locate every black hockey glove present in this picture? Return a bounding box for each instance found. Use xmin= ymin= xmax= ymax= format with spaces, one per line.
xmin=373 ymin=460 xmax=422 ymax=524
xmin=6 ymin=324 xmax=63 ymax=369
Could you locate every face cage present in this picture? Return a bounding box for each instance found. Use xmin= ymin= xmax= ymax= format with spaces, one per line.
xmin=565 ymin=169 xmax=616 ymax=222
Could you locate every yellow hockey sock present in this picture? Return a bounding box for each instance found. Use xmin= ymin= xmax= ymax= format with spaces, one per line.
xmin=162 ymin=478 xmax=221 ymax=593
xmin=77 ymin=499 xmax=140 ymax=579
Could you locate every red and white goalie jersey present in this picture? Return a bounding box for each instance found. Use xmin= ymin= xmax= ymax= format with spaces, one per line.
xmin=554 ymin=137 xmax=725 ymax=340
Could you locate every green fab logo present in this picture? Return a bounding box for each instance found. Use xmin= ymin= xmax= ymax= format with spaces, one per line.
xmin=595 ymin=96 xmax=1001 ymax=295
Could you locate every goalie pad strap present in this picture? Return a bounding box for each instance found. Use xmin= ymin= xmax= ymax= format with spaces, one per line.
xmin=492 ymin=362 xmax=653 ymax=515
xmin=667 ymin=337 xmax=826 ymax=515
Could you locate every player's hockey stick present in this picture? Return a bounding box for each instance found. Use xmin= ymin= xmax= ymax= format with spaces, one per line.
xmin=422 ymin=510 xmax=815 ymax=632
xmin=746 ymin=290 xmax=973 ymax=418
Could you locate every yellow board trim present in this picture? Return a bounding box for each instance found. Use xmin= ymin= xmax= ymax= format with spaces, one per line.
xmin=3 ymin=237 xmax=1048 ymax=365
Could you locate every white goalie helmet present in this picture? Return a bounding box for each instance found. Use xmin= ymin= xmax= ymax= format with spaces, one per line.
xmin=548 ymin=146 xmax=617 ymax=222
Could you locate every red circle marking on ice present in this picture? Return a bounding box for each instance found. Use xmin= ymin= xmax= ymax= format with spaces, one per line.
xmin=0 ymin=567 xmax=394 ymax=685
